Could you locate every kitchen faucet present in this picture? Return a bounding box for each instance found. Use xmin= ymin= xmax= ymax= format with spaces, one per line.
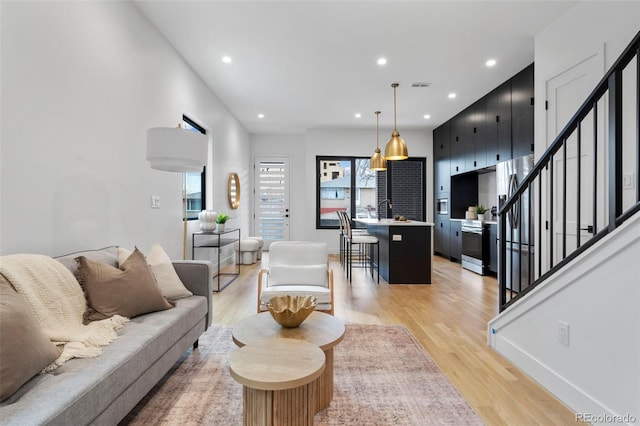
xmin=378 ymin=199 xmax=392 ymax=221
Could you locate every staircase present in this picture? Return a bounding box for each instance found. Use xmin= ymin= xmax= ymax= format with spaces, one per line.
xmin=489 ymin=31 xmax=640 ymax=421
xmin=497 ymin=30 xmax=640 ymax=311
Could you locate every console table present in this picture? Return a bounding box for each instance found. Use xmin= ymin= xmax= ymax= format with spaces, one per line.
xmin=192 ymin=228 xmax=240 ymax=291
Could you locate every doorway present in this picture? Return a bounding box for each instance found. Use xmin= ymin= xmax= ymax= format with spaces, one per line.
xmin=253 ymin=157 xmax=290 ymax=248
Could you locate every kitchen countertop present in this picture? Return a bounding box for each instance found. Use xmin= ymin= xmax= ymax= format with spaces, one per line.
xmin=450 ymin=218 xmax=498 ymax=224
xmin=355 ymin=218 xmax=434 ymax=226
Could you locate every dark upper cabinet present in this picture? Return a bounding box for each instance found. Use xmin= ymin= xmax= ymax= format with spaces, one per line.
xmin=486 ymin=82 xmax=512 ymax=165
xmin=465 ymin=98 xmax=487 ymax=171
xmin=511 ymin=63 xmax=534 ymax=157
xmin=511 ymin=64 xmax=534 ymax=119
xmin=512 ymin=111 xmax=534 ymax=158
xmin=433 ymin=122 xmax=451 ymax=194
xmin=450 ymin=114 xmax=466 ymax=175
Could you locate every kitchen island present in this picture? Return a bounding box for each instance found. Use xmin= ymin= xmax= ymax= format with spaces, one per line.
xmin=355 ymin=219 xmax=433 ymax=284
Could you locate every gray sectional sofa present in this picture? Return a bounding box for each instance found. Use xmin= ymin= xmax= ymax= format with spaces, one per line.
xmin=0 ymin=246 xmax=213 ymax=426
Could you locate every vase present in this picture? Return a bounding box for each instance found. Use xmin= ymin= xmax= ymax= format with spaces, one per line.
xmin=216 ymin=223 xmax=225 ymax=233
xmin=198 ymin=210 xmax=217 ymax=231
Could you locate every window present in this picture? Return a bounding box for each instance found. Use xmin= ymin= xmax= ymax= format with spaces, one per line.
xmin=182 ymin=115 xmax=206 ymax=220
xmin=316 ymin=156 xmax=427 ymax=229
xmin=316 ymin=156 xmax=379 ymax=228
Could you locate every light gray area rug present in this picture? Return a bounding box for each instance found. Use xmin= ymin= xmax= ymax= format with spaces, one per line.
xmin=122 ymin=324 xmax=483 ymax=425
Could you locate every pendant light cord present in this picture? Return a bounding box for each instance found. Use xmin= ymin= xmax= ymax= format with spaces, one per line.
xmin=376 ymin=111 xmax=381 ymax=148
xmin=392 ymin=83 xmax=399 ymax=131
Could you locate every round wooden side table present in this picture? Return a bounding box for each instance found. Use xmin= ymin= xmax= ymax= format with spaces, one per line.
xmin=229 ymin=338 xmax=325 ymax=426
xmin=232 ymin=311 xmax=345 ymax=413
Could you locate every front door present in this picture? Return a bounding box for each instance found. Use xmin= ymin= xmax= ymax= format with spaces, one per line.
xmin=253 ymin=157 xmax=290 ymax=248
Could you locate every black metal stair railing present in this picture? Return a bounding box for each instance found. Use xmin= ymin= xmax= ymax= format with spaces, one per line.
xmin=498 ymin=31 xmax=640 ymax=312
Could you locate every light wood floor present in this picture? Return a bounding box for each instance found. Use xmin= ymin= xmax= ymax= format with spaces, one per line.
xmin=212 ymin=253 xmax=578 ymax=425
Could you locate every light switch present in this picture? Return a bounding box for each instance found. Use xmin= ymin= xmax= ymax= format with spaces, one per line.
xmin=151 ymin=195 xmax=160 ymax=209
xmin=392 ymin=234 xmax=402 ymax=241
xmin=623 ymin=173 xmax=635 ymax=189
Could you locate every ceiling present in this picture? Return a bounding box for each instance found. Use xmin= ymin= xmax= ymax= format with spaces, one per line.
xmin=134 ymin=0 xmax=578 ymax=135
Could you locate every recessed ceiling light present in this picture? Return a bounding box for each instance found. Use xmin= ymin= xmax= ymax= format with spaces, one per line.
xmin=355 ymin=113 xmax=362 ymax=118
xmin=448 ymin=93 xmax=457 ymax=99
xmin=423 ymin=114 xmax=431 ymax=119
xmin=222 ymin=56 xmax=232 ymax=63
xmin=486 ymin=59 xmax=497 ymax=67
xmin=258 ymin=114 xmax=264 ymax=119
xmin=377 ymin=58 xmax=387 ymax=65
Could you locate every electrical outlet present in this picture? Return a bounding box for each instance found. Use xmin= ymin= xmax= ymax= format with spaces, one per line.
xmin=151 ymin=195 xmax=160 ymax=209
xmin=558 ymin=321 xmax=570 ymax=346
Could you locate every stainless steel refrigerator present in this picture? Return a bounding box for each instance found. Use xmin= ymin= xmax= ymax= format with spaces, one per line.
xmin=496 ymin=154 xmax=535 ymax=291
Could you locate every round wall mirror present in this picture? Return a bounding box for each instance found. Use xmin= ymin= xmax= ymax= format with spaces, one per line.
xmin=228 ymin=172 xmax=240 ymax=209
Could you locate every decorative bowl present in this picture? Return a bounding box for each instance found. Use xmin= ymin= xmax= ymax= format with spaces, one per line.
xmin=266 ymin=295 xmax=317 ymax=328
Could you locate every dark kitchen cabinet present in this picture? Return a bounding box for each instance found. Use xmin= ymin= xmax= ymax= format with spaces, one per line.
xmin=511 ymin=64 xmax=534 ymax=119
xmin=450 ymin=220 xmax=462 ymax=262
xmin=512 ymin=111 xmax=534 ymax=158
xmin=486 ymin=81 xmax=512 ymax=165
xmin=488 ymin=223 xmax=498 ymax=274
xmin=434 ymin=214 xmax=451 ymax=258
xmin=511 ymin=64 xmax=534 ymax=158
xmin=450 ymin=115 xmax=466 ymax=175
xmin=465 ymin=98 xmax=487 ymax=171
xmin=433 ymin=122 xmax=451 ymax=195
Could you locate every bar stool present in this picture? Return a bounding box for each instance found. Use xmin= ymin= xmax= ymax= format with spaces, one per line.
xmin=343 ymin=213 xmax=379 ymax=284
xmin=336 ymin=210 xmax=347 ymax=268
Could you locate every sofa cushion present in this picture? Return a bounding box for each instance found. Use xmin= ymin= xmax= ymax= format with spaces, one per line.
xmin=75 ymin=248 xmax=174 ymax=323
xmin=0 ymin=279 xmax=61 ymax=401
xmin=118 ymin=244 xmax=193 ymax=300
xmin=55 ymin=246 xmax=118 ymax=275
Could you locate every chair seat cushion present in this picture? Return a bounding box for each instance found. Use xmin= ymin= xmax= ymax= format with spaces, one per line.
xmin=351 ymin=235 xmax=378 ymax=244
xmin=260 ymin=285 xmax=331 ymax=304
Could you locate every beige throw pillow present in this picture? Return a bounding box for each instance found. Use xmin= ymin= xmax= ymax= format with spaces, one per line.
xmin=0 ymin=279 xmax=61 ymax=401
xmin=75 ymin=248 xmax=174 ymax=323
xmin=118 ymin=244 xmax=192 ymax=300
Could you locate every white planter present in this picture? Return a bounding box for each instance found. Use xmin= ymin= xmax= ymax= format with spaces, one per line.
xmin=198 ymin=210 xmax=217 ymax=231
xmin=216 ymin=223 xmax=226 ymax=233
xmin=477 ymin=213 xmax=485 ymax=221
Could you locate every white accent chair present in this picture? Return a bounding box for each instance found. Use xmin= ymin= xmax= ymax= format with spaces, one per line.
xmin=257 ymin=241 xmax=334 ymax=315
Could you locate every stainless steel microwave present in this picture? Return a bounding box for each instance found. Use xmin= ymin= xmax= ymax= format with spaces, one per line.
xmin=436 ymin=198 xmax=449 ymax=215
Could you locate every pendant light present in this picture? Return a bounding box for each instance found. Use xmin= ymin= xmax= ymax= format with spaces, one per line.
xmin=384 ymin=83 xmax=409 ymax=160
xmin=369 ymin=111 xmax=387 ymax=171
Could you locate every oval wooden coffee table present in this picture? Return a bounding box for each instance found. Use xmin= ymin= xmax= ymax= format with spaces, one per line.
xmin=229 ymin=338 xmax=325 ymax=426
xmin=232 ymin=311 xmax=345 ymax=413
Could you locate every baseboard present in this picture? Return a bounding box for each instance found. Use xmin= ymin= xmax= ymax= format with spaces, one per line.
xmin=493 ymin=334 xmax=622 ymax=421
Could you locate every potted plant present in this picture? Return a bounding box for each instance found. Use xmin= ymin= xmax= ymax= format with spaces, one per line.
xmin=476 ymin=205 xmax=488 ymax=221
xmin=215 ymin=211 xmax=230 ymax=232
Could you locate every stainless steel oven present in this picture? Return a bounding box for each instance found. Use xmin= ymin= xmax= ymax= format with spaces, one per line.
xmin=461 ymin=220 xmax=487 ymax=275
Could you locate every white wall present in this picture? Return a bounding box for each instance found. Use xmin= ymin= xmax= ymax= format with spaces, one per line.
xmin=253 ymin=128 xmax=432 ymax=253
xmin=0 ymin=1 xmax=251 ymax=259
xmin=534 ymin=1 xmax=640 ymax=156
xmin=489 ymin=213 xmax=640 ymax=423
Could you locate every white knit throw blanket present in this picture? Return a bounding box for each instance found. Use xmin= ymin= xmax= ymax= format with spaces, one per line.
xmin=0 ymin=254 xmax=129 ymax=371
